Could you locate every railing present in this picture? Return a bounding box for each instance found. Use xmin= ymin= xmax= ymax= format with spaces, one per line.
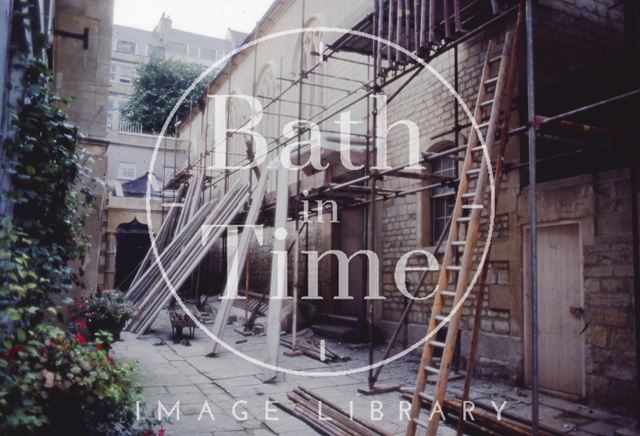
xmin=118 ymin=118 xmax=143 ymax=134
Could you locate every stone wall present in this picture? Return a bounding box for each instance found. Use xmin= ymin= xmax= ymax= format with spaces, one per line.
xmin=54 ymin=0 xmax=114 ymax=292
xmin=583 ymin=172 xmax=637 ymax=409
xmin=54 ymin=0 xmax=114 ymax=139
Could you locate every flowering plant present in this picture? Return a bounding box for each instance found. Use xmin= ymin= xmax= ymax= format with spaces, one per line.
xmin=0 ymin=324 xmax=158 ymax=435
xmin=71 ymin=291 xmax=134 ymax=340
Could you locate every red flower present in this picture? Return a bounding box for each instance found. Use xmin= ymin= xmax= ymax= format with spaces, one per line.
xmin=158 ymin=428 xmax=166 ymax=436
xmin=75 ymin=319 xmax=87 ymax=330
xmin=95 ymin=343 xmax=104 ymax=351
xmin=75 ymin=333 xmax=88 ymax=346
xmin=9 ymin=346 xmax=25 ymax=358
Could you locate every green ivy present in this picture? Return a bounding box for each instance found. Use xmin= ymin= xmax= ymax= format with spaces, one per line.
xmin=1 ymin=55 xmax=94 ymax=323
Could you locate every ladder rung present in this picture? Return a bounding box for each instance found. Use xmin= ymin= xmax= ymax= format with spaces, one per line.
xmin=466 ymin=168 xmax=481 ymax=177
xmin=461 ymin=192 xmax=476 ymax=199
xmin=429 ymin=340 xmax=447 ymax=348
xmin=462 ymin=204 xmax=483 ymax=210
xmin=456 ymin=216 xmax=471 ymax=223
xmin=489 ymin=55 xmax=502 ymax=64
xmin=412 ymin=417 xmax=429 ymax=428
xmin=451 ymin=240 xmax=466 ymax=247
xmin=446 ymin=265 xmax=461 ymax=271
xmin=424 ymin=365 xmax=440 ymax=375
xmin=476 ymin=121 xmax=490 ymax=129
xmin=435 ymin=314 xmax=448 ymax=322
xmin=440 ymin=289 xmax=457 ymax=298
xmin=471 ymin=145 xmax=484 ymax=152
xmin=484 ymin=76 xmax=498 ymax=86
xmin=479 ymin=98 xmax=494 ymax=108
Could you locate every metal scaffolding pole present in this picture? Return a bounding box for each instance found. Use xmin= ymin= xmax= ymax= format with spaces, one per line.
xmin=525 ymin=0 xmax=539 ymax=434
xmin=292 ymin=0 xmax=306 ymax=354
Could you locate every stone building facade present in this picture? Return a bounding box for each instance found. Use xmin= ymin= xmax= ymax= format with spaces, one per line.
xmin=53 ymin=0 xmax=114 ymax=292
xmin=174 ymin=0 xmax=638 ymax=411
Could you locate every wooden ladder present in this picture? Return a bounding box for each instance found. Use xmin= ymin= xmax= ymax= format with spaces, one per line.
xmin=405 ymin=25 xmax=520 ymax=436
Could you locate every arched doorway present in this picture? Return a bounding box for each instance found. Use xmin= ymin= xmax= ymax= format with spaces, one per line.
xmin=114 ymin=218 xmax=150 ymax=291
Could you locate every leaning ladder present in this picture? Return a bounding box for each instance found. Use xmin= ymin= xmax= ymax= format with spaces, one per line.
xmin=405 ymin=27 xmax=520 ymax=436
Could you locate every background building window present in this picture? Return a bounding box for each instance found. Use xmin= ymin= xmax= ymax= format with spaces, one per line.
xmin=163 ymin=166 xmax=175 ymax=184
xmin=167 ymin=41 xmax=187 ymax=54
xmin=118 ymin=163 xmax=137 ymax=180
xmin=430 ymin=149 xmax=457 ymax=243
xmin=188 ymin=45 xmax=199 ymax=57
xmin=135 ymin=43 xmax=147 ymax=56
xmin=200 ymin=48 xmax=216 ymax=60
xmin=148 ymin=45 xmax=166 ymax=58
xmin=116 ymin=40 xmax=136 ymax=54
xmin=110 ymin=64 xmax=117 ymax=81
xmin=118 ymin=64 xmax=135 ymax=84
xmin=107 ymin=97 xmax=115 ymax=131
xmin=301 ymin=29 xmax=325 ymax=119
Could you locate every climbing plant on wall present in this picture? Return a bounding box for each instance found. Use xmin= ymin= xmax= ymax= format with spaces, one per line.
xmin=0 ymin=12 xmax=157 ymax=432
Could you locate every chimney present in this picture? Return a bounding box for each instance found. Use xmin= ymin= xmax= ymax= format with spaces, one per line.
xmin=155 ymin=12 xmax=172 ymax=34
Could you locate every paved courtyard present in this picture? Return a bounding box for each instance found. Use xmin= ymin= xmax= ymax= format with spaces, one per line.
xmin=113 ymin=310 xmax=639 ymax=435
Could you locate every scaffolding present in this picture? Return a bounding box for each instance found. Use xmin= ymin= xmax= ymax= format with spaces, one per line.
xmin=149 ymin=0 xmax=640 ymax=434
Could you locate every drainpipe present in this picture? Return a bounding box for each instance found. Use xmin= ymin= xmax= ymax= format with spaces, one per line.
xmin=524 ymin=0 xmax=539 ymax=434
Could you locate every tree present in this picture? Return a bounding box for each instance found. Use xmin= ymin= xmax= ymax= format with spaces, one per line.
xmin=123 ymin=57 xmax=212 ymax=134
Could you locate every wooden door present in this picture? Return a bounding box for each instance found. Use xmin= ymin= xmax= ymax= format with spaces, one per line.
xmin=523 ymin=223 xmax=584 ymax=396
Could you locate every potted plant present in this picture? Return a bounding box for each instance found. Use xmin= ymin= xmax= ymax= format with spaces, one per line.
xmin=72 ymin=291 xmax=134 ymax=341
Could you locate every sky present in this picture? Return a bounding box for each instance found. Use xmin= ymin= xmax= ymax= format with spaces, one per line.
xmin=114 ymin=0 xmax=275 ymax=39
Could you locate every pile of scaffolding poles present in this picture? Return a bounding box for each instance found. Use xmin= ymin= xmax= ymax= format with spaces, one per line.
xmin=125 ymin=182 xmax=250 ymax=336
xmin=128 ymin=183 xmax=186 ymax=289
xmin=125 ymin=172 xmax=208 ymax=306
xmin=125 ymin=202 xmax=216 ymax=304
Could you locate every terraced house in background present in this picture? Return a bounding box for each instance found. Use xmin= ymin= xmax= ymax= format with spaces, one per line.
xmin=108 ymin=13 xmax=246 ymax=132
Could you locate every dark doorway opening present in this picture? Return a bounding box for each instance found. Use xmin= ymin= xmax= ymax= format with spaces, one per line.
xmin=115 ymin=218 xmax=150 ymax=291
